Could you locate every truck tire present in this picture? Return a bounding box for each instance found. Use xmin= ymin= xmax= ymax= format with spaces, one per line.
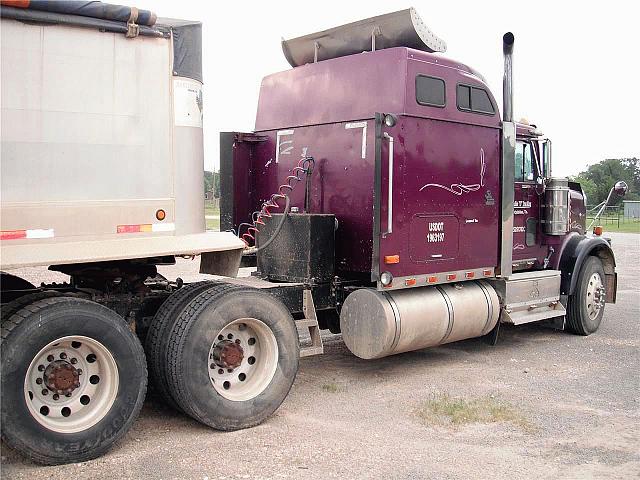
xmin=1 ymin=297 xmax=147 ymax=465
xmin=1 ymin=290 xmax=62 ymax=322
xmin=165 ymin=286 xmax=299 ymax=431
xmin=145 ymin=281 xmax=217 ymax=411
xmin=0 ymin=272 xmax=36 ymax=302
xmin=566 ymin=256 xmax=606 ymax=336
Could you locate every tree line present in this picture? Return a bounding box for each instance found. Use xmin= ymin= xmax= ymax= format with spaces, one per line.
xmin=570 ymin=158 xmax=639 ymax=206
xmin=204 ymin=171 xmax=220 ymax=198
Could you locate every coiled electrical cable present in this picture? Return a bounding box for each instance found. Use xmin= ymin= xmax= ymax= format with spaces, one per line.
xmin=238 ymin=156 xmax=314 ymax=249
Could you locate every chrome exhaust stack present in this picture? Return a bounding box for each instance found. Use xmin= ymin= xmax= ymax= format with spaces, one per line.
xmin=502 ymin=32 xmax=515 ymax=122
xmin=499 ymin=32 xmax=516 ymax=277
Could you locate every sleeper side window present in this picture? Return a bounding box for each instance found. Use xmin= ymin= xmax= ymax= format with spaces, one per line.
xmin=457 ymin=85 xmax=471 ymax=110
xmin=456 ymin=84 xmax=495 ymax=115
xmin=470 ymin=87 xmax=494 ymax=114
xmin=515 ymin=141 xmax=534 ymax=182
xmin=416 ymin=75 xmax=446 ymax=107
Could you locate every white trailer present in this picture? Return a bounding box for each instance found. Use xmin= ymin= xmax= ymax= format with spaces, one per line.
xmin=0 ymin=8 xmax=242 ymax=267
xmin=0 ymin=3 xmax=301 ymax=465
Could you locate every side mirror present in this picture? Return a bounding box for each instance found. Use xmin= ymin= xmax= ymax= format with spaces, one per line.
xmin=588 ymin=180 xmax=628 ymax=230
xmin=614 ymin=180 xmax=628 ymax=197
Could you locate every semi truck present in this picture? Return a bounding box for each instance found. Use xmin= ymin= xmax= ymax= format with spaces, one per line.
xmin=0 ymin=4 xmax=626 ymax=466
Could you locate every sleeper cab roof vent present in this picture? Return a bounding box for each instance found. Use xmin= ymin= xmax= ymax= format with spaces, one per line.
xmin=281 ymin=7 xmax=447 ymax=68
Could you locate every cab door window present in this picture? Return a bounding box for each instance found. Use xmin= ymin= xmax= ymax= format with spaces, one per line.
xmin=515 ymin=141 xmax=534 ymax=182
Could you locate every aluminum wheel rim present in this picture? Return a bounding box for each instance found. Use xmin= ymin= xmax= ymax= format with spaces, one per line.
xmin=24 ymin=335 xmax=119 ymax=433
xmin=208 ymin=318 xmax=278 ymax=402
xmin=585 ymin=272 xmax=605 ymax=321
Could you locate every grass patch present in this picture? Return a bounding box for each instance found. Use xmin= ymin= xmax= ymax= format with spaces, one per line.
xmin=206 ymin=217 xmax=220 ymax=231
xmin=204 ymin=205 xmax=220 ymax=217
xmin=321 ymin=382 xmax=341 ymax=393
xmin=586 ymin=217 xmax=640 ymax=233
xmin=416 ymin=393 xmax=533 ymax=431
xmin=592 ymin=222 xmax=640 ymax=233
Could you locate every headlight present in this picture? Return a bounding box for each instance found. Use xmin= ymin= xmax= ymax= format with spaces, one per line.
xmin=383 ymin=114 xmax=397 ymax=127
xmin=380 ymin=271 xmax=393 ymax=286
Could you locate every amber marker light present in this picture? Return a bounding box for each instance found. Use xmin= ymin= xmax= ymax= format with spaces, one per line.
xmin=428 ymin=276 xmax=438 ymax=284
xmin=465 ymin=271 xmax=475 ymax=279
xmin=593 ymin=226 xmax=603 ymax=236
xmin=483 ymin=269 xmax=493 ymax=277
xmin=405 ymin=278 xmax=417 ymax=287
xmin=156 ymin=209 xmax=166 ymax=221
xmin=447 ymin=273 xmax=457 ymax=281
xmin=384 ymin=255 xmax=400 ymax=264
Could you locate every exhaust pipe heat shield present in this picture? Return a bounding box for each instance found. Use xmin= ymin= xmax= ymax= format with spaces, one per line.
xmin=282 ymin=7 xmax=446 ymax=68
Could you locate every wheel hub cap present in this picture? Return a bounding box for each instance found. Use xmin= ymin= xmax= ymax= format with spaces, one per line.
xmin=212 ymin=340 xmax=244 ymax=369
xmin=586 ymin=272 xmax=605 ymax=320
xmin=24 ymin=335 xmax=119 ymax=433
xmin=43 ymin=361 xmax=80 ymax=395
xmin=207 ymin=318 xmax=279 ymax=402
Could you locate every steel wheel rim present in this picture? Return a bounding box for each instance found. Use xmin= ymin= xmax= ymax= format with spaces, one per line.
xmin=208 ymin=318 xmax=278 ymax=402
xmin=24 ymin=335 xmax=119 ymax=433
xmin=585 ymin=272 xmax=605 ymax=321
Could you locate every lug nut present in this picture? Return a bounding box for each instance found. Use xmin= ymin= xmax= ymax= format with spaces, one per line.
xmin=36 ymin=378 xmax=43 ymax=385
xmin=42 ymin=389 xmax=48 ymax=396
xmin=60 ymin=352 xmax=67 ymax=359
xmin=70 ymin=358 xmax=77 ymax=365
xmin=53 ymin=394 xmax=59 ymax=400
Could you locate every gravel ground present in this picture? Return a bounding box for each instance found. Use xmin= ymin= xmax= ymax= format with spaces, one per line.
xmin=2 ymin=233 xmax=639 ymax=479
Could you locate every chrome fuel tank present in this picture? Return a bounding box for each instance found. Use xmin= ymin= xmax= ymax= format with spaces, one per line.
xmin=340 ymin=281 xmax=499 ymax=359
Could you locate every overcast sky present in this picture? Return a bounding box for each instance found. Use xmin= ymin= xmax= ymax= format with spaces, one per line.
xmin=140 ymin=0 xmax=639 ymax=177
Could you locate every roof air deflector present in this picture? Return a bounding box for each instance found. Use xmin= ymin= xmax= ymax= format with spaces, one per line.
xmin=281 ymin=8 xmax=447 ymax=67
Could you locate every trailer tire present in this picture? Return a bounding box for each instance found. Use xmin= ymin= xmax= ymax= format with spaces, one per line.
xmin=566 ymin=256 xmax=606 ymax=336
xmin=166 ymin=286 xmax=299 ymax=431
xmin=1 ymin=297 xmax=147 ymax=465
xmin=1 ymin=290 xmax=62 ymax=322
xmin=144 ymin=281 xmax=217 ymax=411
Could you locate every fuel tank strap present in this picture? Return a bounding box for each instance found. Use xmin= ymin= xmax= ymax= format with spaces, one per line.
xmin=476 ymin=281 xmax=497 ymax=334
xmin=435 ymin=285 xmax=455 ymax=344
xmin=385 ymin=292 xmax=402 ymax=353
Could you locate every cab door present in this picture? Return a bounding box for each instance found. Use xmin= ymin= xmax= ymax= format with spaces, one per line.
xmin=512 ymin=140 xmax=546 ymax=268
